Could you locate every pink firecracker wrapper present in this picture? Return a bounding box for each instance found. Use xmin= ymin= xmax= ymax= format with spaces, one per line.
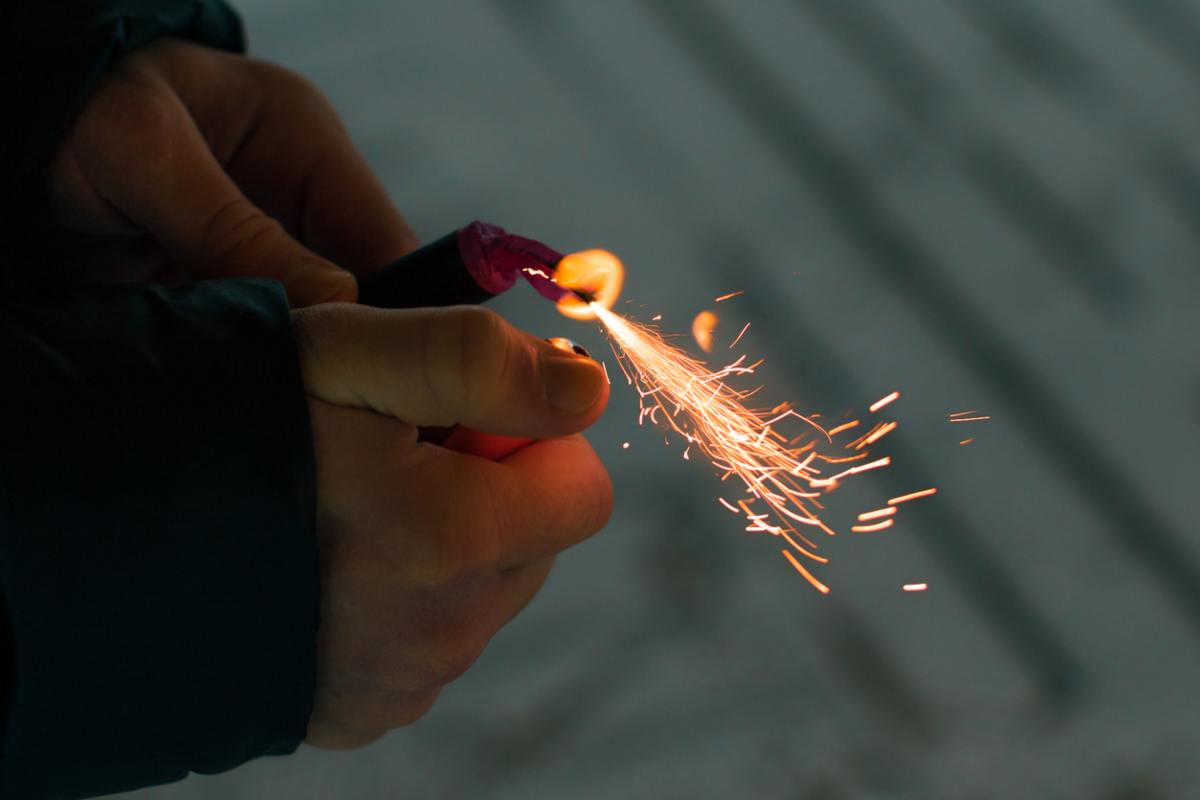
xmin=457 ymin=220 xmax=569 ymax=301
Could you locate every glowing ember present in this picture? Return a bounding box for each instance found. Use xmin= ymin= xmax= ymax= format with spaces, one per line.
xmin=826 ymin=419 xmax=860 ymax=436
xmin=714 ymin=290 xmax=744 ymax=302
xmin=869 ymin=390 xmax=901 ymax=413
xmin=622 ymin=442 xmax=630 ymax=449
xmin=948 ymin=410 xmax=990 ymax=423
xmin=691 ymin=310 xmax=718 ymax=353
xmin=781 ymin=549 xmax=829 ymax=594
xmin=851 ymin=518 xmax=894 ymax=533
xmin=856 ymin=420 xmax=897 ymax=449
xmin=959 ymin=438 xmax=975 ymax=446
xmin=807 ymin=457 xmax=890 ymax=488
xmin=887 ymin=487 xmax=938 ymax=506
xmin=902 ymin=583 xmax=929 ymax=592
xmin=728 ymin=321 xmax=751 ymax=349
xmin=857 ymin=507 xmax=896 ymax=522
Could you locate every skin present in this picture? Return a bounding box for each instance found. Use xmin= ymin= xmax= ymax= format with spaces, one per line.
xmin=47 ymin=40 xmax=614 ymax=748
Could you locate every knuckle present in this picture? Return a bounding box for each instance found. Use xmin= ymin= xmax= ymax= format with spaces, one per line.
xmin=199 ymin=198 xmax=283 ymax=263
xmin=251 ymin=59 xmax=339 ymax=115
xmin=384 ymin=690 xmax=440 ymax=728
xmin=328 ymin=686 xmax=439 ymax=734
xmin=276 ymin=67 xmax=324 ymax=101
xmin=429 ymin=619 xmax=489 ymax=685
xmin=377 ymin=625 xmax=480 ymax=694
xmin=74 ymin=71 xmax=179 ymax=168
xmin=306 ymin=724 xmax=386 ymax=751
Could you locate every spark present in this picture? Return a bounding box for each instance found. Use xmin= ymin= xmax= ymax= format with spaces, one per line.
xmin=887 ymin=487 xmax=938 ymax=506
xmin=522 ymin=266 xmax=554 ymax=282
xmin=729 ymin=322 xmax=751 ymax=349
xmin=959 ymin=438 xmax=975 ymax=446
xmin=869 ymin=390 xmax=901 ymax=413
xmin=949 ymin=416 xmax=991 ymax=423
xmin=851 ymin=518 xmax=895 ymax=533
xmin=622 ymin=442 xmax=630 ymax=449
xmin=715 ymin=290 xmax=745 ymax=302
xmin=591 ymin=304 xmax=903 ymax=593
xmin=856 ymin=420 xmax=897 ymax=449
xmin=781 ymin=550 xmax=830 ymax=594
xmin=808 ymin=456 xmax=891 ymax=488
xmin=651 ymin=314 xmax=662 ymax=321
xmin=857 ymin=507 xmax=896 ymax=522
xmin=948 ymin=409 xmax=978 ymax=418
xmin=826 ymin=419 xmax=860 ymax=437
xmin=902 ymin=583 xmax=928 ymax=592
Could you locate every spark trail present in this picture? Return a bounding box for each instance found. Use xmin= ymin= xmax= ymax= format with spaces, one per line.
xmin=592 ymin=304 xmax=914 ymax=593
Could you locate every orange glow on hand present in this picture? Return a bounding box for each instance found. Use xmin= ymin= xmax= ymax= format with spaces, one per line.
xmin=554 ymin=249 xmax=625 ymax=320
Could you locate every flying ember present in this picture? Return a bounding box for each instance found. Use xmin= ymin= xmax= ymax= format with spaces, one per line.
xmin=691 ymin=310 xmax=717 ymax=353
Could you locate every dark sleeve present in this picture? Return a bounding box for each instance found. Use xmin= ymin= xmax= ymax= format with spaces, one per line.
xmin=1 ymin=0 xmax=244 ymax=283
xmin=0 ymin=6 xmax=321 ymax=796
xmin=0 ymin=280 xmax=320 ymax=800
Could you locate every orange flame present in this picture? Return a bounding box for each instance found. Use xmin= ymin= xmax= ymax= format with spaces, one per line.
xmin=554 ymin=249 xmax=625 ymax=320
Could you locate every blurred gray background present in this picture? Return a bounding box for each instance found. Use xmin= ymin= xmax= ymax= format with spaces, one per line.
xmin=121 ymin=0 xmax=1200 ymax=797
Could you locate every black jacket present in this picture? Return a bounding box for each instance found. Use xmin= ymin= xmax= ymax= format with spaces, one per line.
xmin=1 ymin=2 xmax=321 ymax=797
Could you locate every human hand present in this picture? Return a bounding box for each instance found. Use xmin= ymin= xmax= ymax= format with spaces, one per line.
xmin=293 ymin=303 xmax=612 ymax=748
xmin=48 ymin=38 xmax=415 ymax=306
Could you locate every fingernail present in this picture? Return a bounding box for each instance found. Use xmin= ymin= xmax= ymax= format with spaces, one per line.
xmin=543 ymin=354 xmax=605 ymax=414
xmin=544 ymin=337 xmax=591 ymax=358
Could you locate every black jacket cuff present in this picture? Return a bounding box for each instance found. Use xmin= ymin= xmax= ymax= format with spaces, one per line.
xmin=0 ymin=279 xmax=318 ymax=799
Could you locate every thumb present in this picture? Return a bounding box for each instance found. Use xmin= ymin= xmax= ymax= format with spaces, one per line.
xmin=65 ymin=73 xmax=357 ymax=307
xmin=293 ymin=304 xmax=608 ymax=438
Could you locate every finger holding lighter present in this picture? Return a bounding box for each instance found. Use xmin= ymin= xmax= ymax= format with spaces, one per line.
xmin=353 ymin=220 xmax=620 ymax=462
xmin=441 ymin=337 xmax=594 ymax=460
xmin=293 ymin=302 xmax=611 ymax=749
